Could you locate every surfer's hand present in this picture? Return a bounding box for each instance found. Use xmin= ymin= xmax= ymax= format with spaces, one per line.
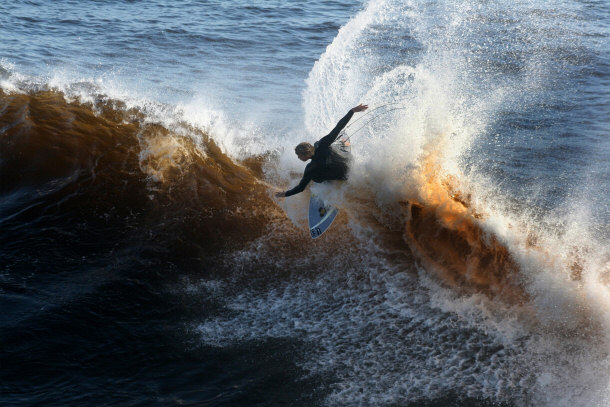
xmin=352 ymin=104 xmax=368 ymax=113
xmin=275 ymin=191 xmax=286 ymax=198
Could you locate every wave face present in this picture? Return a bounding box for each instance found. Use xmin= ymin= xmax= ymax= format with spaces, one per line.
xmin=1 ymin=0 xmax=610 ymax=406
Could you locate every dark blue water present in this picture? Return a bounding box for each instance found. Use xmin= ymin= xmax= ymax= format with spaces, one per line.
xmin=1 ymin=0 xmax=358 ymax=122
xmin=1 ymin=1 xmax=609 ymax=406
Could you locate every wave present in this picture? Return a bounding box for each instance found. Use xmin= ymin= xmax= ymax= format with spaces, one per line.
xmin=2 ymin=86 xmax=594 ymax=306
xmin=1 ymin=78 xmax=608 ymax=405
xmin=0 ymin=88 xmax=286 ymax=261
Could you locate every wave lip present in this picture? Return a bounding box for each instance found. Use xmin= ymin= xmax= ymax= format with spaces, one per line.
xmin=0 ymin=88 xmax=285 ymax=259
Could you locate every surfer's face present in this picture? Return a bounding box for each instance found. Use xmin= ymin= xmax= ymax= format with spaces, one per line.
xmin=297 ymin=152 xmax=311 ymax=161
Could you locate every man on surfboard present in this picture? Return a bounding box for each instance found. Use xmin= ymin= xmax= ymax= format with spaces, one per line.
xmin=275 ymin=104 xmax=368 ymax=198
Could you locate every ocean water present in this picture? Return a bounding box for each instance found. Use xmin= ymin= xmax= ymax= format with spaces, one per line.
xmin=1 ymin=0 xmax=609 ymax=406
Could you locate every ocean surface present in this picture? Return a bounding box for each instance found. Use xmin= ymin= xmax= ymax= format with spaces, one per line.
xmin=1 ymin=0 xmax=609 ymax=406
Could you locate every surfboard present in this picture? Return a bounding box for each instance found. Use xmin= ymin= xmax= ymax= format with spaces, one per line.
xmin=308 ymin=194 xmax=339 ymax=239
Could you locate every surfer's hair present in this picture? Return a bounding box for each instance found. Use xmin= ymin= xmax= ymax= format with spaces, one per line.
xmin=295 ymin=142 xmax=314 ymax=157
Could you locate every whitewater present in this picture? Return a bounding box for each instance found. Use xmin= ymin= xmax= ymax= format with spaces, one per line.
xmin=1 ymin=0 xmax=609 ymax=406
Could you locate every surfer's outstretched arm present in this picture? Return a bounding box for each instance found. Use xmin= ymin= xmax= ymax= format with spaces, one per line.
xmin=316 ymin=104 xmax=368 ymax=150
xmin=276 ymin=173 xmax=312 ymax=198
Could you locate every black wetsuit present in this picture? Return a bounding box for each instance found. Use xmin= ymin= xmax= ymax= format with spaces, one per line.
xmin=285 ymin=110 xmax=354 ymax=197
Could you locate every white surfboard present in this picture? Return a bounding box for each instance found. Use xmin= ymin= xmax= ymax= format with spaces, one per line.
xmin=308 ymin=194 xmax=339 ymax=239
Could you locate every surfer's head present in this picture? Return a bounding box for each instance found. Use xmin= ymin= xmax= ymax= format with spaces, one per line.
xmin=295 ymin=142 xmax=314 ymax=161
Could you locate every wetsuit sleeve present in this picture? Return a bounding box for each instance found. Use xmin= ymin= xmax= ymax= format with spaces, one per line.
xmin=285 ymin=172 xmax=312 ymax=197
xmin=316 ymin=110 xmax=354 ymax=150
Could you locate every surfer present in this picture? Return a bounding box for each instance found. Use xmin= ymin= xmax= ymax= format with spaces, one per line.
xmin=275 ymin=104 xmax=368 ymax=198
